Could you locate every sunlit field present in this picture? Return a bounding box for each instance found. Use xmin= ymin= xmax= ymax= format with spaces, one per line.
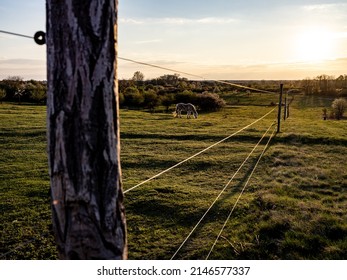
xmin=1 ymin=94 xmax=347 ymax=259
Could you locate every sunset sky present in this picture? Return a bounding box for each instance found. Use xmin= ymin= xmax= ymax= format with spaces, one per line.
xmin=1 ymin=0 xmax=347 ymax=80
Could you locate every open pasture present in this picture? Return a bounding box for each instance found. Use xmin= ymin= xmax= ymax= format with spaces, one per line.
xmin=1 ymin=96 xmax=347 ymax=259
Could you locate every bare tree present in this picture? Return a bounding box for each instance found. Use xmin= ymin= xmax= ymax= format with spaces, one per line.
xmin=46 ymin=0 xmax=127 ymax=259
xmin=132 ymin=71 xmax=145 ymax=82
xmin=302 ymin=78 xmax=313 ymax=95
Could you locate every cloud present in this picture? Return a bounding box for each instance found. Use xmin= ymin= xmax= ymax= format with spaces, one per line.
xmin=159 ymin=17 xmax=238 ymax=25
xmin=134 ymin=39 xmax=162 ymax=45
xmin=0 ymin=59 xmax=46 ymax=80
xmin=120 ymin=17 xmax=239 ymax=26
xmin=0 ymin=58 xmax=44 ymax=66
xmin=118 ymin=56 xmax=347 ymax=80
xmin=302 ymin=3 xmax=347 ymax=11
xmin=196 ymin=17 xmax=238 ymax=24
xmin=302 ymin=4 xmax=331 ymax=11
xmin=119 ymin=18 xmax=144 ymax=25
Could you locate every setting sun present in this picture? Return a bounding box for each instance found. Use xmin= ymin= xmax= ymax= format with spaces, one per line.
xmin=295 ymin=27 xmax=335 ymax=62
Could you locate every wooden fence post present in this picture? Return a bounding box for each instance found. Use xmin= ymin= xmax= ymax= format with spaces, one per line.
xmin=46 ymin=0 xmax=127 ymax=259
xmin=283 ymin=93 xmax=287 ymax=120
xmin=277 ymin=84 xmax=283 ymax=133
xmin=287 ymin=103 xmax=290 ymax=119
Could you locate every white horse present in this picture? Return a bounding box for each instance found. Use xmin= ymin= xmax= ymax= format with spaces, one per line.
xmin=174 ymin=103 xmax=198 ymax=119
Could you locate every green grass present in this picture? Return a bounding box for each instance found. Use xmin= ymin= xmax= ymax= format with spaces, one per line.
xmin=205 ymin=98 xmax=347 ymax=260
xmin=220 ymin=91 xmax=279 ymax=106
xmin=0 ymin=104 xmax=56 ymax=259
xmin=1 ymin=95 xmax=347 ymax=260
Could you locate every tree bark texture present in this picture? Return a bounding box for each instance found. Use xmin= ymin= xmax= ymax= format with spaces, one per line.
xmin=46 ymin=0 xmax=127 ymax=259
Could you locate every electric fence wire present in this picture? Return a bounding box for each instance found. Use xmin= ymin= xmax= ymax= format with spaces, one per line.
xmin=0 ymin=112 xmax=277 ymax=259
xmin=170 ymin=120 xmax=276 ymax=260
xmin=205 ymin=125 xmax=277 ymax=260
xmin=1 ymin=29 xmax=277 ymax=94
xmin=124 ymin=108 xmax=276 ymax=194
xmin=118 ymin=57 xmax=205 ymax=80
xmin=119 ymin=56 xmax=276 ymax=94
xmin=1 ymin=28 xmax=280 ymax=259
xmin=0 ymin=29 xmax=33 ymax=39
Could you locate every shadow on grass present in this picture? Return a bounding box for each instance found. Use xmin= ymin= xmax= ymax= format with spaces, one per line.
xmin=273 ymin=133 xmax=347 ymax=146
xmin=121 ymin=131 xmax=270 ymax=144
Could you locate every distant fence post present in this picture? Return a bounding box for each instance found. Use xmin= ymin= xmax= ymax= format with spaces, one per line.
xmin=283 ymin=93 xmax=287 ymax=120
xmin=277 ymin=84 xmax=283 ymax=133
xmin=287 ymin=103 xmax=290 ymax=118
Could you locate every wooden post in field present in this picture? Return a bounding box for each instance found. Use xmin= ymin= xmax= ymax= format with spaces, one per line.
xmin=46 ymin=0 xmax=127 ymax=259
xmin=283 ymin=93 xmax=287 ymax=121
xmin=287 ymin=103 xmax=290 ymax=119
xmin=277 ymin=84 xmax=283 ymax=133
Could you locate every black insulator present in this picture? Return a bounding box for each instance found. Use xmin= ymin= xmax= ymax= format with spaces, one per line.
xmin=34 ymin=31 xmax=46 ymax=45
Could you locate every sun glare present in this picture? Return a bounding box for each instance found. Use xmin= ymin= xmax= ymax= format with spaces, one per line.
xmin=295 ymin=27 xmax=335 ymax=62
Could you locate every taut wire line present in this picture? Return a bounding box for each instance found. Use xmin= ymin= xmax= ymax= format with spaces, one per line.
xmin=209 ymin=80 xmax=275 ymax=94
xmin=118 ymin=57 xmax=205 ymax=80
xmin=0 ymin=29 xmax=33 ymax=39
xmin=1 ymin=28 xmax=277 ymax=94
xmin=205 ymin=125 xmax=277 ymax=260
xmin=124 ymin=108 xmax=275 ymax=194
xmin=170 ymin=121 xmax=276 ymax=260
xmin=119 ymin=56 xmax=275 ymax=94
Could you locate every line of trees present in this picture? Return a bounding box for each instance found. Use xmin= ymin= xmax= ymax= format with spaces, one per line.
xmin=2 ymin=73 xmax=347 ymax=107
xmin=0 ymin=76 xmax=47 ymax=104
xmin=119 ymin=85 xmax=226 ymax=112
xmin=0 ymin=74 xmax=228 ymax=111
xmin=119 ymin=72 xmax=226 ymax=112
xmin=301 ymin=74 xmax=347 ymax=96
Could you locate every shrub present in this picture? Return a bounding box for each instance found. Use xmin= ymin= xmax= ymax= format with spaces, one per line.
xmin=161 ymin=93 xmax=175 ymax=112
xmin=123 ymin=86 xmax=144 ymax=107
xmin=143 ymin=90 xmax=160 ymax=111
xmin=25 ymin=82 xmax=46 ymax=103
xmin=119 ymin=91 xmax=125 ymax=106
xmin=175 ymin=90 xmax=197 ymax=104
xmin=29 ymin=89 xmax=46 ymax=103
xmin=331 ymin=98 xmax=347 ymax=120
xmin=196 ymin=92 xmax=226 ymax=112
xmin=0 ymin=88 xmax=6 ymax=103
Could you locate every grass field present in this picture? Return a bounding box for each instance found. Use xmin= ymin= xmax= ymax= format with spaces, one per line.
xmin=1 ymin=94 xmax=347 ymax=260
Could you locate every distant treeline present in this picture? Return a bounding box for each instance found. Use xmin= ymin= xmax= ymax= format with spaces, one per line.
xmin=0 ymin=76 xmax=47 ymax=104
xmin=301 ymin=74 xmax=347 ymax=96
xmin=119 ymin=74 xmax=228 ymax=111
xmin=1 ymin=73 xmax=346 ymax=108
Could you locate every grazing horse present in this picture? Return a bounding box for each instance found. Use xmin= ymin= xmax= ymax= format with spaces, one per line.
xmin=174 ymin=103 xmax=198 ymax=119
